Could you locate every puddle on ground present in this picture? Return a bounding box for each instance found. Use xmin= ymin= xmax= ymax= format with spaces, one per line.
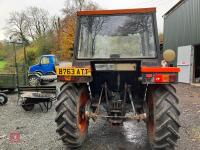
xmin=123 ymin=121 xmax=146 ymax=144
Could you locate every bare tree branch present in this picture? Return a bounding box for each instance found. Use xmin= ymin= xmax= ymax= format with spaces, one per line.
xmin=5 ymin=11 xmax=29 ymax=44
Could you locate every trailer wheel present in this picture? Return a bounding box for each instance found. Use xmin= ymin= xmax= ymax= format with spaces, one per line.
xmin=0 ymin=93 xmax=8 ymax=106
xmin=22 ymin=99 xmax=34 ymax=111
xmin=55 ymin=83 xmax=89 ymax=148
xmin=28 ymin=75 xmax=40 ymax=86
xmin=146 ymin=85 xmax=180 ymax=150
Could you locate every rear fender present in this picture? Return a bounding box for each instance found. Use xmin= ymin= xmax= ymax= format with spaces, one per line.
xmin=46 ymin=71 xmax=56 ymax=75
xmin=141 ymin=67 xmax=180 ymax=84
xmin=28 ymin=73 xmax=41 ymax=78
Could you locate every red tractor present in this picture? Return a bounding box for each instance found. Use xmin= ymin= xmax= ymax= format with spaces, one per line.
xmin=55 ymin=8 xmax=180 ymax=150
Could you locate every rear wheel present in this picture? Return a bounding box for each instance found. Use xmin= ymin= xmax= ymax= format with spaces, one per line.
xmin=146 ymin=85 xmax=180 ymax=150
xmin=0 ymin=93 xmax=8 ymax=106
xmin=55 ymin=83 xmax=89 ymax=148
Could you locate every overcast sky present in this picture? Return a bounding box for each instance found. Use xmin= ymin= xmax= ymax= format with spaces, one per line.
xmin=0 ymin=0 xmax=180 ymax=40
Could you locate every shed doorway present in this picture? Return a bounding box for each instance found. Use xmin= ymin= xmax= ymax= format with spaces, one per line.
xmin=194 ymin=44 xmax=200 ymax=83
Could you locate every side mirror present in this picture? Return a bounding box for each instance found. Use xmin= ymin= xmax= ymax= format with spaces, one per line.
xmin=163 ymin=49 xmax=176 ymax=63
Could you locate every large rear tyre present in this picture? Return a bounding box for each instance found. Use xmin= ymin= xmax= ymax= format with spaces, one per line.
xmin=55 ymin=83 xmax=89 ymax=148
xmin=0 ymin=93 xmax=8 ymax=106
xmin=146 ymin=85 xmax=180 ymax=150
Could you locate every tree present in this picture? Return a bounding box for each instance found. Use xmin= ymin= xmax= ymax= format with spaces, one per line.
xmin=0 ymin=42 xmax=3 ymax=49
xmin=6 ymin=7 xmax=53 ymax=43
xmin=57 ymin=0 xmax=99 ymax=60
xmin=26 ymin=7 xmax=51 ymax=39
xmin=0 ymin=42 xmax=6 ymax=59
xmin=6 ymin=11 xmax=29 ymax=45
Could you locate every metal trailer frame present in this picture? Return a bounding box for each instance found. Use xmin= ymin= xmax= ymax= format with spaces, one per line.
xmin=18 ymin=86 xmax=57 ymax=112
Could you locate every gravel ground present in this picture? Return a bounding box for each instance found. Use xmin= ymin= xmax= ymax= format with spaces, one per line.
xmin=0 ymin=83 xmax=200 ymax=150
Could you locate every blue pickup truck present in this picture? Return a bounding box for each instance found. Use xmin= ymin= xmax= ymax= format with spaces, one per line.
xmin=28 ymin=55 xmax=58 ymax=86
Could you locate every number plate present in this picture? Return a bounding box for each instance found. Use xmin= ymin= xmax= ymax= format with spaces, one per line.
xmin=56 ymin=67 xmax=91 ymax=76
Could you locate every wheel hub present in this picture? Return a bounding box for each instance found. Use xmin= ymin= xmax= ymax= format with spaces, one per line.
xmin=29 ymin=76 xmax=39 ymax=86
xmin=77 ymin=91 xmax=89 ymax=134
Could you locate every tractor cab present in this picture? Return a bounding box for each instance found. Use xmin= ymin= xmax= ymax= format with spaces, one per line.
xmin=76 ymin=9 xmax=157 ymax=59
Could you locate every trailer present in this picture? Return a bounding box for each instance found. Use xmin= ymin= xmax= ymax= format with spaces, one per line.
xmin=0 ymin=73 xmax=26 ymax=92
xmin=18 ymin=86 xmax=57 ymax=112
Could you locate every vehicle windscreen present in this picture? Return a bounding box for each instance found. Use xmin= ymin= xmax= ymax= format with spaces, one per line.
xmin=77 ymin=13 xmax=157 ymax=59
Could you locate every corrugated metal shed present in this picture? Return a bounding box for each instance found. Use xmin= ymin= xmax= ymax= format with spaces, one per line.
xmin=163 ymin=0 xmax=200 ymax=65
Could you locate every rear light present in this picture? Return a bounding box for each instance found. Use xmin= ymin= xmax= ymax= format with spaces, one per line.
xmin=58 ymin=76 xmax=72 ymax=81
xmin=154 ymin=74 xmax=163 ymax=83
xmin=58 ymin=76 xmax=65 ymax=81
xmin=154 ymin=74 xmax=177 ymax=83
xmin=146 ymin=74 xmax=153 ymax=78
xmin=169 ymin=74 xmax=177 ymax=82
xmin=143 ymin=73 xmax=177 ymax=83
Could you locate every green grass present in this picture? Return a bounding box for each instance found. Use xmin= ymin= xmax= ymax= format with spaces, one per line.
xmin=0 ymin=60 xmax=7 ymax=71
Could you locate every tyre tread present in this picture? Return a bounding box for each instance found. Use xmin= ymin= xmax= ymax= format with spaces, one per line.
xmin=55 ymin=83 xmax=88 ymax=148
xmin=148 ymin=85 xmax=180 ymax=150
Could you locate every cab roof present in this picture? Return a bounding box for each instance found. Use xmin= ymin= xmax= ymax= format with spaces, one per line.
xmin=77 ymin=8 xmax=156 ymax=16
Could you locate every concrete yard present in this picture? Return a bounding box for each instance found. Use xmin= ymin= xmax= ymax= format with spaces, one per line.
xmin=0 ymin=83 xmax=200 ymax=150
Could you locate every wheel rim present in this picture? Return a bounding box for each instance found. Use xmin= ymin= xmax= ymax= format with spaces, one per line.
xmin=29 ymin=76 xmax=38 ymax=86
xmin=77 ymin=89 xmax=89 ymax=135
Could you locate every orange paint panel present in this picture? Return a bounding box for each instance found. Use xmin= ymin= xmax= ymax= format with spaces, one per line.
xmin=141 ymin=67 xmax=180 ymax=73
xmin=77 ymin=8 xmax=156 ymax=16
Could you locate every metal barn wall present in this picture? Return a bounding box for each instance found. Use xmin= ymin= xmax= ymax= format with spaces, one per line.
xmin=164 ymin=0 xmax=200 ymax=65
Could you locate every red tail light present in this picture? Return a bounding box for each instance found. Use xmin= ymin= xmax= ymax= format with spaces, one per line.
xmin=154 ymin=74 xmax=177 ymax=83
xmin=169 ymin=74 xmax=177 ymax=82
xmin=154 ymin=74 xmax=163 ymax=83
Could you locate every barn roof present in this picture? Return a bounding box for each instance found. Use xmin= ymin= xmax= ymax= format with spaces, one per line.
xmin=164 ymin=0 xmax=186 ymax=17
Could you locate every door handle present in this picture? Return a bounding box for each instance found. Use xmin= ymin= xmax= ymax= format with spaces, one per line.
xmin=177 ymin=64 xmax=190 ymax=66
